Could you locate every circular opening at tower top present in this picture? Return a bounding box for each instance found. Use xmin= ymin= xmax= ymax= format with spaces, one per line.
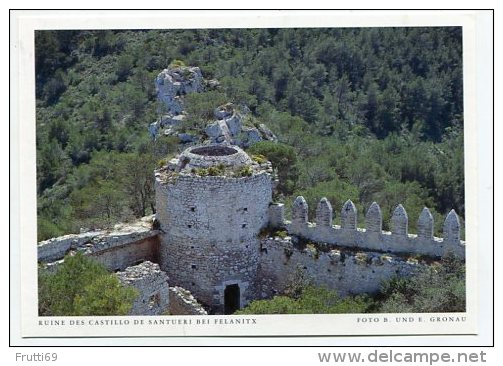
xmin=191 ymin=146 xmax=238 ymax=157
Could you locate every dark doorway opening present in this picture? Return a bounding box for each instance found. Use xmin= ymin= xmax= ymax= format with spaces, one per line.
xmin=224 ymin=284 xmax=240 ymax=314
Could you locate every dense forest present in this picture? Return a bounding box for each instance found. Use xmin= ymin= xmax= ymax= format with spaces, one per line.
xmin=35 ymin=28 xmax=464 ymax=241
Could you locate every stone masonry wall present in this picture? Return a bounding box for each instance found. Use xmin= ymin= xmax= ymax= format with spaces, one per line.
xmin=160 ymin=231 xmax=260 ymax=313
xmin=169 ymin=286 xmax=208 ymax=315
xmin=37 ymin=231 xmax=101 ymax=263
xmin=117 ymin=261 xmax=169 ymax=316
xmin=37 ymin=216 xmax=159 ymax=267
xmin=259 ymin=237 xmax=422 ymax=299
xmin=89 ymin=236 xmax=160 ymax=272
xmin=156 ymin=173 xmax=272 ymax=239
xmin=156 ymin=171 xmax=272 ymax=312
xmin=272 ymin=196 xmax=465 ymax=259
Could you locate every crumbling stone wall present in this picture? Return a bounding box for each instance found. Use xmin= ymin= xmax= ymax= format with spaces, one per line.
xmin=169 ymin=287 xmax=208 ymax=315
xmin=259 ymin=237 xmax=421 ymax=299
xmin=37 ymin=143 xmax=466 ymax=316
xmin=37 ymin=222 xmax=160 ymax=267
xmin=89 ymin=236 xmax=160 ymax=272
xmin=117 ymin=261 xmax=169 ymax=316
xmin=156 ymin=171 xmax=272 ymax=312
xmin=37 ymin=231 xmax=100 ymax=263
xmin=272 ymin=196 xmax=465 ymax=259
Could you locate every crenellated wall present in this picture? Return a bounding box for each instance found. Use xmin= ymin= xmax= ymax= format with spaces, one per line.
xmin=37 ymin=141 xmax=466 ymax=315
xmin=269 ymin=197 xmax=465 ymax=259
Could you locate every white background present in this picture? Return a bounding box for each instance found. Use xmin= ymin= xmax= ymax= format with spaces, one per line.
xmin=4 ymin=3 xmax=498 ymax=365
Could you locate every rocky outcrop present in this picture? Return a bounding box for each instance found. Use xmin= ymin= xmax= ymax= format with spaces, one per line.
xmin=204 ymin=119 xmax=232 ymax=144
xmin=258 ymin=123 xmax=276 ymax=141
xmin=204 ymin=103 xmax=277 ymax=147
xmin=151 ymin=65 xmax=277 ymax=148
xmin=155 ymin=66 xmax=204 ymax=115
xmin=239 ymin=126 xmax=262 ymax=147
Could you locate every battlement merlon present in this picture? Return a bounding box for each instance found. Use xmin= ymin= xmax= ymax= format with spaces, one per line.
xmin=267 ymin=196 xmax=465 ymax=259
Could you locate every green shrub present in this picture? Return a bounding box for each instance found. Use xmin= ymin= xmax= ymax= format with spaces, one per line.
xmin=38 ymin=252 xmax=138 ymax=316
xmin=236 ymin=285 xmax=373 ymax=315
xmin=208 ymin=165 xmax=224 ymax=176
xmin=169 ymin=59 xmax=186 ymax=68
xmin=182 ymin=91 xmax=229 ymax=129
xmin=377 ymin=253 xmax=465 ymax=313
xmin=195 ymin=168 xmax=208 ymax=176
xmin=248 ymin=141 xmax=298 ymax=195
xmin=275 ymin=230 xmax=288 ymax=239
xmin=239 ymin=165 xmax=253 ymax=177
xmin=73 ymin=275 xmax=138 ymax=316
xmin=251 ymin=154 xmax=267 ymax=164
xmin=37 ymin=217 xmax=66 ymax=242
xmin=157 ymin=158 xmax=167 ymax=168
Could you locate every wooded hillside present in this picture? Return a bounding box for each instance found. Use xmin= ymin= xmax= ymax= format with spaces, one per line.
xmin=35 ymin=28 xmax=464 ymax=240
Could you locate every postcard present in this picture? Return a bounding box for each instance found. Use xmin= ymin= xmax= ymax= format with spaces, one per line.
xmin=10 ymin=10 xmax=492 ymax=342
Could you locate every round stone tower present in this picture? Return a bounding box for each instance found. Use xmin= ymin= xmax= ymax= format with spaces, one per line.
xmin=154 ymin=144 xmax=273 ymax=314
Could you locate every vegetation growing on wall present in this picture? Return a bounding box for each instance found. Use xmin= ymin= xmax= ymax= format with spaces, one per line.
xmin=236 ymin=254 xmax=465 ymax=314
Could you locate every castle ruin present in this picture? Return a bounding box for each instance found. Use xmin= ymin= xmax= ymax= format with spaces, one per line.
xmin=37 ymin=65 xmax=465 ymax=316
xmin=37 ymin=143 xmax=465 ymax=315
xmin=155 ymin=144 xmax=273 ymax=313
